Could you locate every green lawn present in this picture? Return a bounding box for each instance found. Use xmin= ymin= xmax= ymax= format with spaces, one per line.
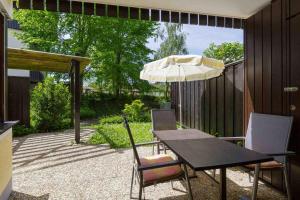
xmin=88 ymin=122 xmax=153 ymax=148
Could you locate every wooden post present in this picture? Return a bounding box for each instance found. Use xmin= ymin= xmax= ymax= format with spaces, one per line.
xmin=0 ymin=14 xmax=7 ymax=123
xmin=71 ymin=59 xmax=80 ymax=144
xmin=70 ymin=72 xmax=74 ymax=128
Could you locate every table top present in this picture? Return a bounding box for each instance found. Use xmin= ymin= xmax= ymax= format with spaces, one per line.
xmin=153 ymin=129 xmax=272 ymax=170
xmin=153 ymin=129 xmax=214 ymax=141
xmin=162 ymin=137 xmax=273 ymax=171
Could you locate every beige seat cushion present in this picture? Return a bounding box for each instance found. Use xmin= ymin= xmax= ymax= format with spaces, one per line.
xmin=140 ymin=154 xmax=183 ymax=186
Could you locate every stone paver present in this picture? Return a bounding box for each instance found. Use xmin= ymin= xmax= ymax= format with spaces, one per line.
xmin=10 ymin=129 xmax=287 ymax=200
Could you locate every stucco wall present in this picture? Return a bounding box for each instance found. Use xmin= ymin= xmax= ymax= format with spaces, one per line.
xmin=0 ymin=129 xmax=12 ymax=200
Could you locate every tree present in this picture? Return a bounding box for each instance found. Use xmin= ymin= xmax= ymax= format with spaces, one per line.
xmin=203 ymin=42 xmax=243 ymax=64
xmin=14 ymin=10 xmax=158 ymax=97
xmin=89 ymin=18 xmax=157 ymax=97
xmin=154 ymin=23 xmax=188 ymax=100
xmin=154 ymin=23 xmax=188 ymax=59
xmin=13 ymin=10 xmax=60 ymax=52
xmin=14 ymin=10 xmax=102 ymax=81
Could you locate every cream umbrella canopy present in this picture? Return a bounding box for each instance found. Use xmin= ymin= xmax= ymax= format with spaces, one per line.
xmin=140 ymin=55 xmax=225 ymax=127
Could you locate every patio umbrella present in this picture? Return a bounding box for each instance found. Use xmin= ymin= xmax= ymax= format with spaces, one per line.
xmin=140 ymin=55 xmax=224 ymax=127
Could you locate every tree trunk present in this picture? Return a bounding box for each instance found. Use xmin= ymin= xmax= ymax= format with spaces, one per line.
xmin=113 ymin=51 xmax=122 ymax=98
xmin=165 ymin=82 xmax=170 ymax=100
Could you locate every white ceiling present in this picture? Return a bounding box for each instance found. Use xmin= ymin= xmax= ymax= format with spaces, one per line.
xmin=82 ymin=0 xmax=271 ymax=19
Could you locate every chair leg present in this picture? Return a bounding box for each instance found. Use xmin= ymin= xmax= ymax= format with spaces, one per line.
xmin=252 ymin=163 xmax=260 ymax=200
xmin=152 ymin=144 xmax=154 ymax=155
xmin=171 ymin=180 xmax=175 ymax=189
xmin=138 ymin=173 xmax=143 ymax=200
xmin=248 ymin=171 xmax=252 ymax=183
xmin=157 ymin=143 xmax=160 ymax=154
xmin=212 ymin=169 xmax=216 ymax=179
xmin=130 ymin=166 xmax=135 ymax=198
xmin=283 ymin=164 xmax=292 ymax=200
xmin=183 ymin=164 xmax=194 ymax=200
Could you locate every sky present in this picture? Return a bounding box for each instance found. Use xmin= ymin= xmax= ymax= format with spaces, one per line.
xmin=147 ymin=23 xmax=243 ymax=55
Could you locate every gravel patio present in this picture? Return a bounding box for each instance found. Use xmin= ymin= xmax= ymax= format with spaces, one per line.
xmin=10 ymin=129 xmax=287 ymax=200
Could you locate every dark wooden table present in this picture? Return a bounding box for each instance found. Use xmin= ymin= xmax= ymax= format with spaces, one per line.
xmin=153 ymin=129 xmax=273 ymax=200
xmin=153 ymin=129 xmax=214 ymax=140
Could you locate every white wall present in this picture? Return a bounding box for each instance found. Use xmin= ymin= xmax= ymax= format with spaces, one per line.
xmin=7 ymin=29 xmax=26 ymax=48
xmin=7 ymin=28 xmax=30 ymax=77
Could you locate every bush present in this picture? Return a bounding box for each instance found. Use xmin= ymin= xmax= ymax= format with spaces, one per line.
xmin=80 ymin=106 xmax=97 ymax=119
xmin=30 ymin=77 xmax=71 ymax=132
xmin=12 ymin=125 xmax=37 ymax=137
xmin=88 ymin=122 xmax=152 ymax=148
xmin=99 ymin=115 xmax=123 ymax=124
xmin=122 ymin=99 xmax=150 ymax=122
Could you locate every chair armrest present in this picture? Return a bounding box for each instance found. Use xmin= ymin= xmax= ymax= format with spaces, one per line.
xmin=135 ymin=141 xmax=160 ymax=147
xmin=265 ymin=151 xmax=296 ymax=157
xmin=218 ymin=136 xmax=245 ymax=141
xmin=138 ymin=160 xmax=182 ymax=171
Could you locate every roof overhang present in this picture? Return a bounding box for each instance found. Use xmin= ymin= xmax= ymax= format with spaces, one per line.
xmin=8 ymin=48 xmax=90 ymax=73
xmin=80 ymin=0 xmax=271 ymax=19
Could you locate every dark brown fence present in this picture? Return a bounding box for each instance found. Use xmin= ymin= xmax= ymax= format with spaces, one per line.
xmin=7 ymin=76 xmax=30 ymax=126
xmin=171 ymin=60 xmax=244 ymax=137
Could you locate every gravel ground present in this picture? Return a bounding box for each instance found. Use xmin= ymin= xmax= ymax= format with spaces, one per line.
xmin=10 ymin=129 xmax=287 ymax=200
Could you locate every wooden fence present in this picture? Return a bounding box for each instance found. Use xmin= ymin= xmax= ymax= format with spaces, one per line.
xmin=171 ymin=60 xmax=244 ymax=137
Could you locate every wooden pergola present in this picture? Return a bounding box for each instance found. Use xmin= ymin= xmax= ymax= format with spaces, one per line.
xmin=7 ymin=47 xmax=91 ymax=143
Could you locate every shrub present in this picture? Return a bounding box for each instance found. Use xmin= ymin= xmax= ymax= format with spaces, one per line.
xmin=80 ymin=106 xmax=97 ymax=119
xmin=30 ymin=77 xmax=71 ymax=132
xmin=99 ymin=115 xmax=123 ymax=124
xmin=122 ymin=99 xmax=150 ymax=122
xmin=12 ymin=125 xmax=37 ymax=137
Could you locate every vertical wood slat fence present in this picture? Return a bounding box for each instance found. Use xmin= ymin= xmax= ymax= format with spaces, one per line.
xmin=171 ymin=60 xmax=244 ymax=137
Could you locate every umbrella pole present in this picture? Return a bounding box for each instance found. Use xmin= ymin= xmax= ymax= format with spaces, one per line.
xmin=179 ymin=80 xmax=183 ymax=128
xmin=178 ymin=64 xmax=183 ymax=128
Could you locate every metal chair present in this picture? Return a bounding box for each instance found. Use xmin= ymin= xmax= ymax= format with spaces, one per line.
xmin=151 ymin=109 xmax=177 ymax=154
xmin=220 ymin=112 xmax=294 ymax=200
xmin=123 ymin=115 xmax=193 ymax=200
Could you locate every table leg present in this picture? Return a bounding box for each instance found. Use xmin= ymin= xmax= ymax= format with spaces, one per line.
xmin=219 ymin=168 xmax=227 ymax=200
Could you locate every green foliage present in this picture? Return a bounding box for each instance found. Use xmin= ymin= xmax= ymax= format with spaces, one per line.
xmin=13 ymin=10 xmax=60 ymax=52
xmin=154 ymin=23 xmax=188 ymax=59
xmin=81 ymin=93 xmax=160 ymax=122
xmin=89 ymin=18 xmax=158 ymax=97
xmin=12 ymin=125 xmax=37 ymax=137
xmin=14 ymin=9 xmax=158 ymax=95
xmin=80 ymin=106 xmax=97 ymax=119
xmin=154 ymin=23 xmax=188 ymax=100
xmin=30 ymin=77 xmax=71 ymax=132
xmin=88 ymin=122 xmax=152 ymax=148
xmin=122 ymin=100 xmax=150 ymax=122
xmin=99 ymin=115 xmax=123 ymax=124
xmin=203 ymin=42 xmax=244 ymax=64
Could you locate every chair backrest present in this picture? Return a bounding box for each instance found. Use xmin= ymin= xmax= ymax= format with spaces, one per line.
xmin=151 ymin=109 xmax=177 ymax=131
xmin=122 ymin=115 xmax=141 ymax=166
xmin=245 ymin=112 xmax=293 ymax=163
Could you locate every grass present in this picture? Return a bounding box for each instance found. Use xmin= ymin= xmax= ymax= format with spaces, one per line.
xmin=88 ymin=122 xmax=152 ymax=148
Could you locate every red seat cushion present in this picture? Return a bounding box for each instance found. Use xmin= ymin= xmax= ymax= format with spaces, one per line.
xmin=140 ymin=154 xmax=183 ymax=185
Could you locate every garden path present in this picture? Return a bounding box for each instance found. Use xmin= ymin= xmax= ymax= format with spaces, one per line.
xmin=10 ymin=128 xmax=286 ymax=200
